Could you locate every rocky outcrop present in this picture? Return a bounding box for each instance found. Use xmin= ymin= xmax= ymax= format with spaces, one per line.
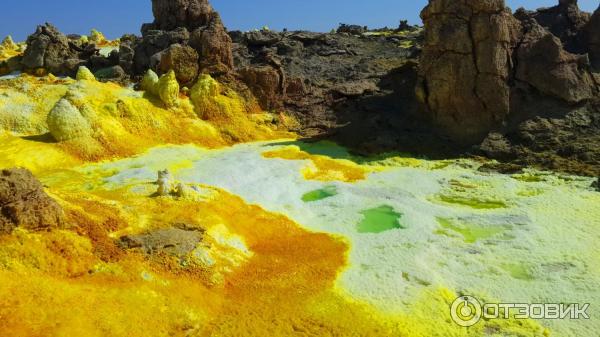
xmin=417 ymin=0 xmax=599 ymax=145
xmin=150 ymin=0 xmax=213 ymax=32
xmin=416 ymin=0 xmax=522 ymax=144
xmin=21 ymin=23 xmax=84 ymax=75
xmin=0 ymin=168 xmax=64 ymax=234
xmin=232 ymin=29 xmax=422 ymax=136
xmin=588 ymin=6 xmax=600 ymax=69
xmin=138 ymin=0 xmax=233 ymax=75
xmin=515 ymin=21 xmax=597 ymax=103
xmin=158 ymin=44 xmax=199 ymax=86
xmin=188 ymin=13 xmax=234 ymax=74
xmin=133 ymin=28 xmax=190 ymax=74
xmin=239 ymin=65 xmax=284 ymax=111
xmin=514 ymin=0 xmax=591 ymax=53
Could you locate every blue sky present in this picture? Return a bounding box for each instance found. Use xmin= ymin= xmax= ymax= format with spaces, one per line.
xmin=1 ymin=0 xmax=598 ymax=41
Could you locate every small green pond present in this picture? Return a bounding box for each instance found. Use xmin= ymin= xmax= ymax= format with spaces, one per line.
xmin=302 ymin=186 xmax=338 ymax=202
xmin=357 ymin=205 xmax=404 ymax=233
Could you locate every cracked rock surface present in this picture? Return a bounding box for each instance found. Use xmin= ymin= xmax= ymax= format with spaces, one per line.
xmin=417 ymin=0 xmax=599 ymax=145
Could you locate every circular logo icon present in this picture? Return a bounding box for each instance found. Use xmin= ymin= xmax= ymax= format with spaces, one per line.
xmin=451 ymin=296 xmax=482 ymax=327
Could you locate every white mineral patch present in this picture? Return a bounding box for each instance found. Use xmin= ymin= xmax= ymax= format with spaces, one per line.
xmin=72 ymin=141 xmax=600 ymax=337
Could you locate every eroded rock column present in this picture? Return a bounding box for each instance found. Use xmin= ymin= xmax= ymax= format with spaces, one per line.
xmin=416 ymin=0 xmax=521 ymax=143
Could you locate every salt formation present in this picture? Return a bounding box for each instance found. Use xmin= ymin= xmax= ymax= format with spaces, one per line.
xmin=158 ymin=70 xmax=179 ymax=107
xmin=75 ymin=66 xmax=96 ymax=81
xmin=156 ymin=169 xmax=173 ymax=196
xmin=46 ymin=98 xmax=92 ymax=142
xmin=141 ymin=69 xmax=159 ymax=96
xmin=190 ymin=73 xmax=220 ymax=119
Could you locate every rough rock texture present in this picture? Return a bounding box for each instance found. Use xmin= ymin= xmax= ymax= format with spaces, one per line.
xmin=150 ymin=0 xmax=213 ymax=31
xmin=239 ymin=65 xmax=284 ymax=111
xmin=133 ymin=28 xmax=190 ymax=75
xmin=515 ymin=0 xmax=591 ymax=53
xmin=232 ymin=29 xmax=423 ymax=138
xmin=94 ymin=65 xmax=127 ymax=81
xmin=21 ymin=23 xmax=83 ymax=75
xmin=188 ymin=14 xmax=234 ymax=75
xmin=137 ymin=0 xmax=233 ymax=75
xmin=0 ymin=168 xmax=63 ymax=234
xmin=158 ymin=44 xmax=199 ymax=86
xmin=415 ymin=0 xmax=600 ymax=177
xmin=480 ymin=101 xmax=600 ymax=176
xmin=514 ymin=21 xmax=597 ymax=103
xmin=588 ymin=6 xmax=600 ymax=69
xmin=416 ymin=0 xmax=522 ymax=144
xmin=119 ymin=224 xmax=205 ymax=257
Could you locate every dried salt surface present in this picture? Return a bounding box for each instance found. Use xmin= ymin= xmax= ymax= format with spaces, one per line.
xmin=76 ymin=140 xmax=600 ymax=337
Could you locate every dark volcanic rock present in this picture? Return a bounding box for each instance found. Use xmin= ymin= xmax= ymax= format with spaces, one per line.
xmin=0 ymin=168 xmax=64 ymax=234
xmin=21 ymin=23 xmax=83 ymax=75
xmin=151 ymin=0 xmax=213 ymax=31
xmin=515 ymin=0 xmax=591 ymax=53
xmin=245 ymin=30 xmax=282 ymax=47
xmin=188 ymin=13 xmax=234 ymax=74
xmin=158 ymin=44 xmax=199 ymax=86
xmin=417 ymin=0 xmax=600 ymax=152
xmin=588 ymin=6 xmax=600 ymax=69
xmin=232 ymin=29 xmax=423 ymax=140
xmin=134 ymin=28 xmax=190 ymax=74
xmin=479 ymin=101 xmax=600 ymax=176
xmin=515 ymin=20 xmax=597 ymax=103
xmin=337 ymin=24 xmax=367 ymax=35
xmin=416 ymin=0 xmax=522 ymax=144
xmin=140 ymin=0 xmax=233 ymax=75
xmin=94 ymin=65 xmax=127 ymax=81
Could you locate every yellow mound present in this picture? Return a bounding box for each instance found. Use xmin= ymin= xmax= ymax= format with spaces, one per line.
xmin=0 ymin=74 xmax=294 ymax=169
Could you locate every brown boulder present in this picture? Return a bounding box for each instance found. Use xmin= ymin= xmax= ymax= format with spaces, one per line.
xmin=515 ymin=22 xmax=597 ymax=103
xmin=158 ymin=44 xmax=199 ymax=86
xmin=0 ymin=168 xmax=63 ymax=234
xmin=239 ymin=65 xmax=284 ymax=110
xmin=416 ymin=0 xmax=522 ymax=143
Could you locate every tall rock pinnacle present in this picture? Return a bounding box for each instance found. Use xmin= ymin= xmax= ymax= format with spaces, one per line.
xmin=144 ymin=0 xmax=234 ymax=74
xmin=416 ymin=0 xmax=521 ymax=144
